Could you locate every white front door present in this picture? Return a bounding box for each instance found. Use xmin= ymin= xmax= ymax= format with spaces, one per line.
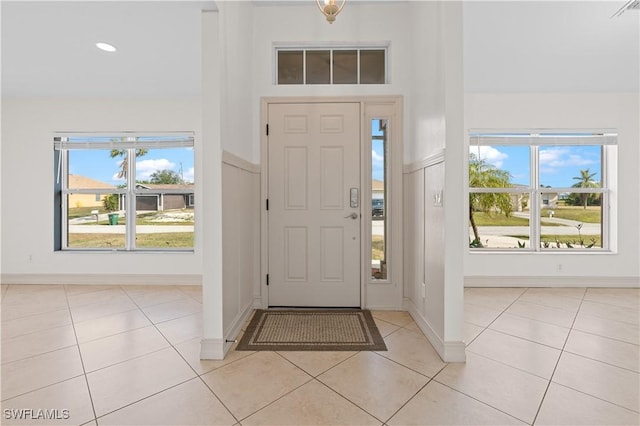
xmin=267 ymin=102 xmax=361 ymax=307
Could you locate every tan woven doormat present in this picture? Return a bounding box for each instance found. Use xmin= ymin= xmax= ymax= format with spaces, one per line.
xmin=236 ymin=309 xmax=387 ymax=351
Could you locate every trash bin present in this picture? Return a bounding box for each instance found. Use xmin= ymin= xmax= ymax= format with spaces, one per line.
xmin=108 ymin=213 xmax=119 ymax=225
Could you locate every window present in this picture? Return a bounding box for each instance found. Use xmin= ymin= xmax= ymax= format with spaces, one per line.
xmin=371 ymin=119 xmax=388 ymax=279
xmin=468 ymin=132 xmax=616 ymax=251
xmin=276 ymin=47 xmax=387 ymax=85
xmin=54 ymin=133 xmax=195 ymax=251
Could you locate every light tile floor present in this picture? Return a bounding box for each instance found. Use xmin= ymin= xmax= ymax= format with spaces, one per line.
xmin=1 ymin=284 xmax=638 ymax=425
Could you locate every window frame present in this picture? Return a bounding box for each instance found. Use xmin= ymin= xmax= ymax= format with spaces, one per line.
xmin=54 ymin=132 xmax=195 ymax=252
xmin=274 ymin=44 xmax=388 ymax=85
xmin=467 ymin=131 xmax=616 ymax=252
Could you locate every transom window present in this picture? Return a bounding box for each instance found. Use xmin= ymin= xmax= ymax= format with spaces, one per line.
xmin=468 ymin=131 xmax=616 ymax=251
xmin=276 ymin=47 xmax=387 ymax=85
xmin=54 ymin=133 xmax=195 ymax=251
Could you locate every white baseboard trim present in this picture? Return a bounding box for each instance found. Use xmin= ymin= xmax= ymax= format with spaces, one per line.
xmin=201 ymin=303 xmax=254 ymax=360
xmin=0 ymin=273 xmax=201 ymax=286
xmin=200 ymin=338 xmax=226 ymax=360
xmin=406 ymin=300 xmax=466 ymax=363
xmin=465 ymin=276 xmax=640 ymax=288
xmin=225 ymin=303 xmax=254 ymax=346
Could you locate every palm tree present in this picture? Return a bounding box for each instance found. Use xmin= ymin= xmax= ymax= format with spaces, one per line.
xmin=469 ymin=153 xmax=513 ymax=247
xmin=571 ymin=168 xmax=598 ymax=209
xmin=110 ymin=148 xmax=148 ymax=179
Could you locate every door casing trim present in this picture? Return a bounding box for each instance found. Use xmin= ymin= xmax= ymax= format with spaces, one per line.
xmin=260 ymin=96 xmax=404 ymax=309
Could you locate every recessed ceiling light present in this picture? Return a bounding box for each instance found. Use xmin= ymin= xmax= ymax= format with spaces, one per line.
xmin=96 ymin=42 xmax=117 ymax=52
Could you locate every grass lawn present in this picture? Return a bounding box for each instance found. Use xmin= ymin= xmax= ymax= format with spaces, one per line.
xmin=510 ymin=234 xmax=602 ymax=248
xmin=372 ymin=235 xmax=385 ymax=260
xmin=92 ymin=217 xmax=194 ymax=226
xmin=84 ymin=211 xmax=194 ymax=226
xmin=471 ymin=212 xmax=559 ymax=227
xmin=68 ymin=206 xmax=106 ymax=219
xmin=541 ymin=206 xmax=601 ymax=223
xmin=68 ymin=233 xmax=194 ymax=248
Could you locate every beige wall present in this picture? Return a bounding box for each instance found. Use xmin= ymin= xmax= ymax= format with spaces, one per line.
xmin=68 ymin=193 xmax=105 ymax=209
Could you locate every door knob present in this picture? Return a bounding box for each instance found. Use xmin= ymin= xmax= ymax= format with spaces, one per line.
xmin=344 ymin=212 xmax=358 ymax=219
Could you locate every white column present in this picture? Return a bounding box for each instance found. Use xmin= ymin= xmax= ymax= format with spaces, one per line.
xmin=200 ymin=9 xmax=225 ymax=360
xmin=442 ymin=0 xmax=466 ymax=362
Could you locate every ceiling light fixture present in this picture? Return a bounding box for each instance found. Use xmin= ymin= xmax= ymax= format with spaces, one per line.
xmin=316 ymin=0 xmax=346 ymax=24
xmin=96 ymin=42 xmax=117 ymax=52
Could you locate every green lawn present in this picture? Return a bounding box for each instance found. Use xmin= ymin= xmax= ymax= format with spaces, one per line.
xmin=80 ymin=210 xmax=194 ymax=226
xmin=510 ymin=234 xmax=602 ymax=248
xmin=372 ymin=235 xmax=385 ymax=260
xmin=68 ymin=206 xmax=106 ymax=219
xmin=472 ymin=212 xmax=528 ymax=226
xmin=68 ymin=232 xmax=194 ymax=248
xmin=541 ymin=206 xmax=601 ymax=223
xmin=472 ymin=212 xmax=559 ymax=227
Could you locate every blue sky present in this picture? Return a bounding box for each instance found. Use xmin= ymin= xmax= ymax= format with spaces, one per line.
xmin=372 ymin=119 xmax=385 ymax=182
xmin=469 ymin=145 xmax=602 ymax=188
xmin=68 ymin=148 xmax=194 ymax=185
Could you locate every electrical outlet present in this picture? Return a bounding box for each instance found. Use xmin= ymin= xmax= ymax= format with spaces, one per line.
xmin=556 ymin=264 xmax=563 ymax=272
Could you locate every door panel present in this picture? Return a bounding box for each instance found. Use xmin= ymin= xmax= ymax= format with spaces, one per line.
xmin=268 ymin=102 xmax=361 ymax=307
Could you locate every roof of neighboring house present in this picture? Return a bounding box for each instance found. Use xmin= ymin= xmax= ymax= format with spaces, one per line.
xmin=372 ymin=179 xmax=385 ymax=191
xmin=136 ymin=183 xmax=194 ymax=190
xmin=68 ymin=174 xmax=115 ymax=189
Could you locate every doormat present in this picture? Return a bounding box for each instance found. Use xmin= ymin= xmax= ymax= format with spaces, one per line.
xmin=236 ymin=309 xmax=387 ymax=351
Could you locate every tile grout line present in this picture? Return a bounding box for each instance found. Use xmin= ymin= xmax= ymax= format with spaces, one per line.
xmin=445 ymin=288 xmax=563 ymax=424
xmin=432 ymin=299 xmax=542 ymax=426
xmin=381 ymin=371 xmax=441 ymax=425
xmin=92 ymin=377 xmax=200 ymax=423
xmin=62 ymin=284 xmax=99 ymax=424
xmin=87 ymin=285 xmax=205 ymax=423
xmin=530 ymin=287 xmax=588 ymax=425
xmin=465 ymin=287 xmax=528 ymax=346
xmin=116 ymin=285 xmax=243 ymax=425
xmin=474 ymin=326 xmax=569 ymax=352
xmin=430 ymin=377 xmax=532 ymax=425
xmin=313 ymin=374 xmax=389 ymax=424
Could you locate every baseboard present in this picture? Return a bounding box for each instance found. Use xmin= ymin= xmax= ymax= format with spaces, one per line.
xmin=200 ymin=338 xmax=226 ymax=360
xmin=225 ymin=303 xmax=254 ymax=346
xmin=0 ymin=273 xmax=201 ymax=286
xmin=406 ymin=300 xmax=466 ymax=363
xmin=201 ymin=303 xmax=254 ymax=360
xmin=465 ymin=275 xmax=640 ymax=288
xmin=253 ymin=296 xmax=265 ymax=309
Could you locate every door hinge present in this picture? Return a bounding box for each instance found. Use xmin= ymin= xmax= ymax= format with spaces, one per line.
xmin=266 ymin=124 xmax=269 ymax=136
xmin=266 ymin=274 xmax=269 ymax=286
xmin=266 ymin=199 xmax=269 ymax=211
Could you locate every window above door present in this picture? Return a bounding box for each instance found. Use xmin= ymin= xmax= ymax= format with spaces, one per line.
xmin=275 ymin=45 xmax=388 ymax=85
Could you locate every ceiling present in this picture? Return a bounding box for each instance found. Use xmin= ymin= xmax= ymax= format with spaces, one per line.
xmin=463 ymin=1 xmax=640 ymax=93
xmin=1 ymin=1 xmax=638 ymax=97
xmin=1 ymin=1 xmax=210 ymax=97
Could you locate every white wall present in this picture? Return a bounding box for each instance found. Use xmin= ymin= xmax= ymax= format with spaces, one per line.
xmin=218 ymin=1 xmax=255 ymax=161
xmin=251 ymin=1 xmax=413 ymax=163
xmin=404 ymin=1 xmax=465 ymax=362
xmin=1 ymin=97 xmax=202 ymax=284
xmin=221 ymin=154 xmax=260 ymax=339
xmin=464 ymin=93 xmax=640 ymax=286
